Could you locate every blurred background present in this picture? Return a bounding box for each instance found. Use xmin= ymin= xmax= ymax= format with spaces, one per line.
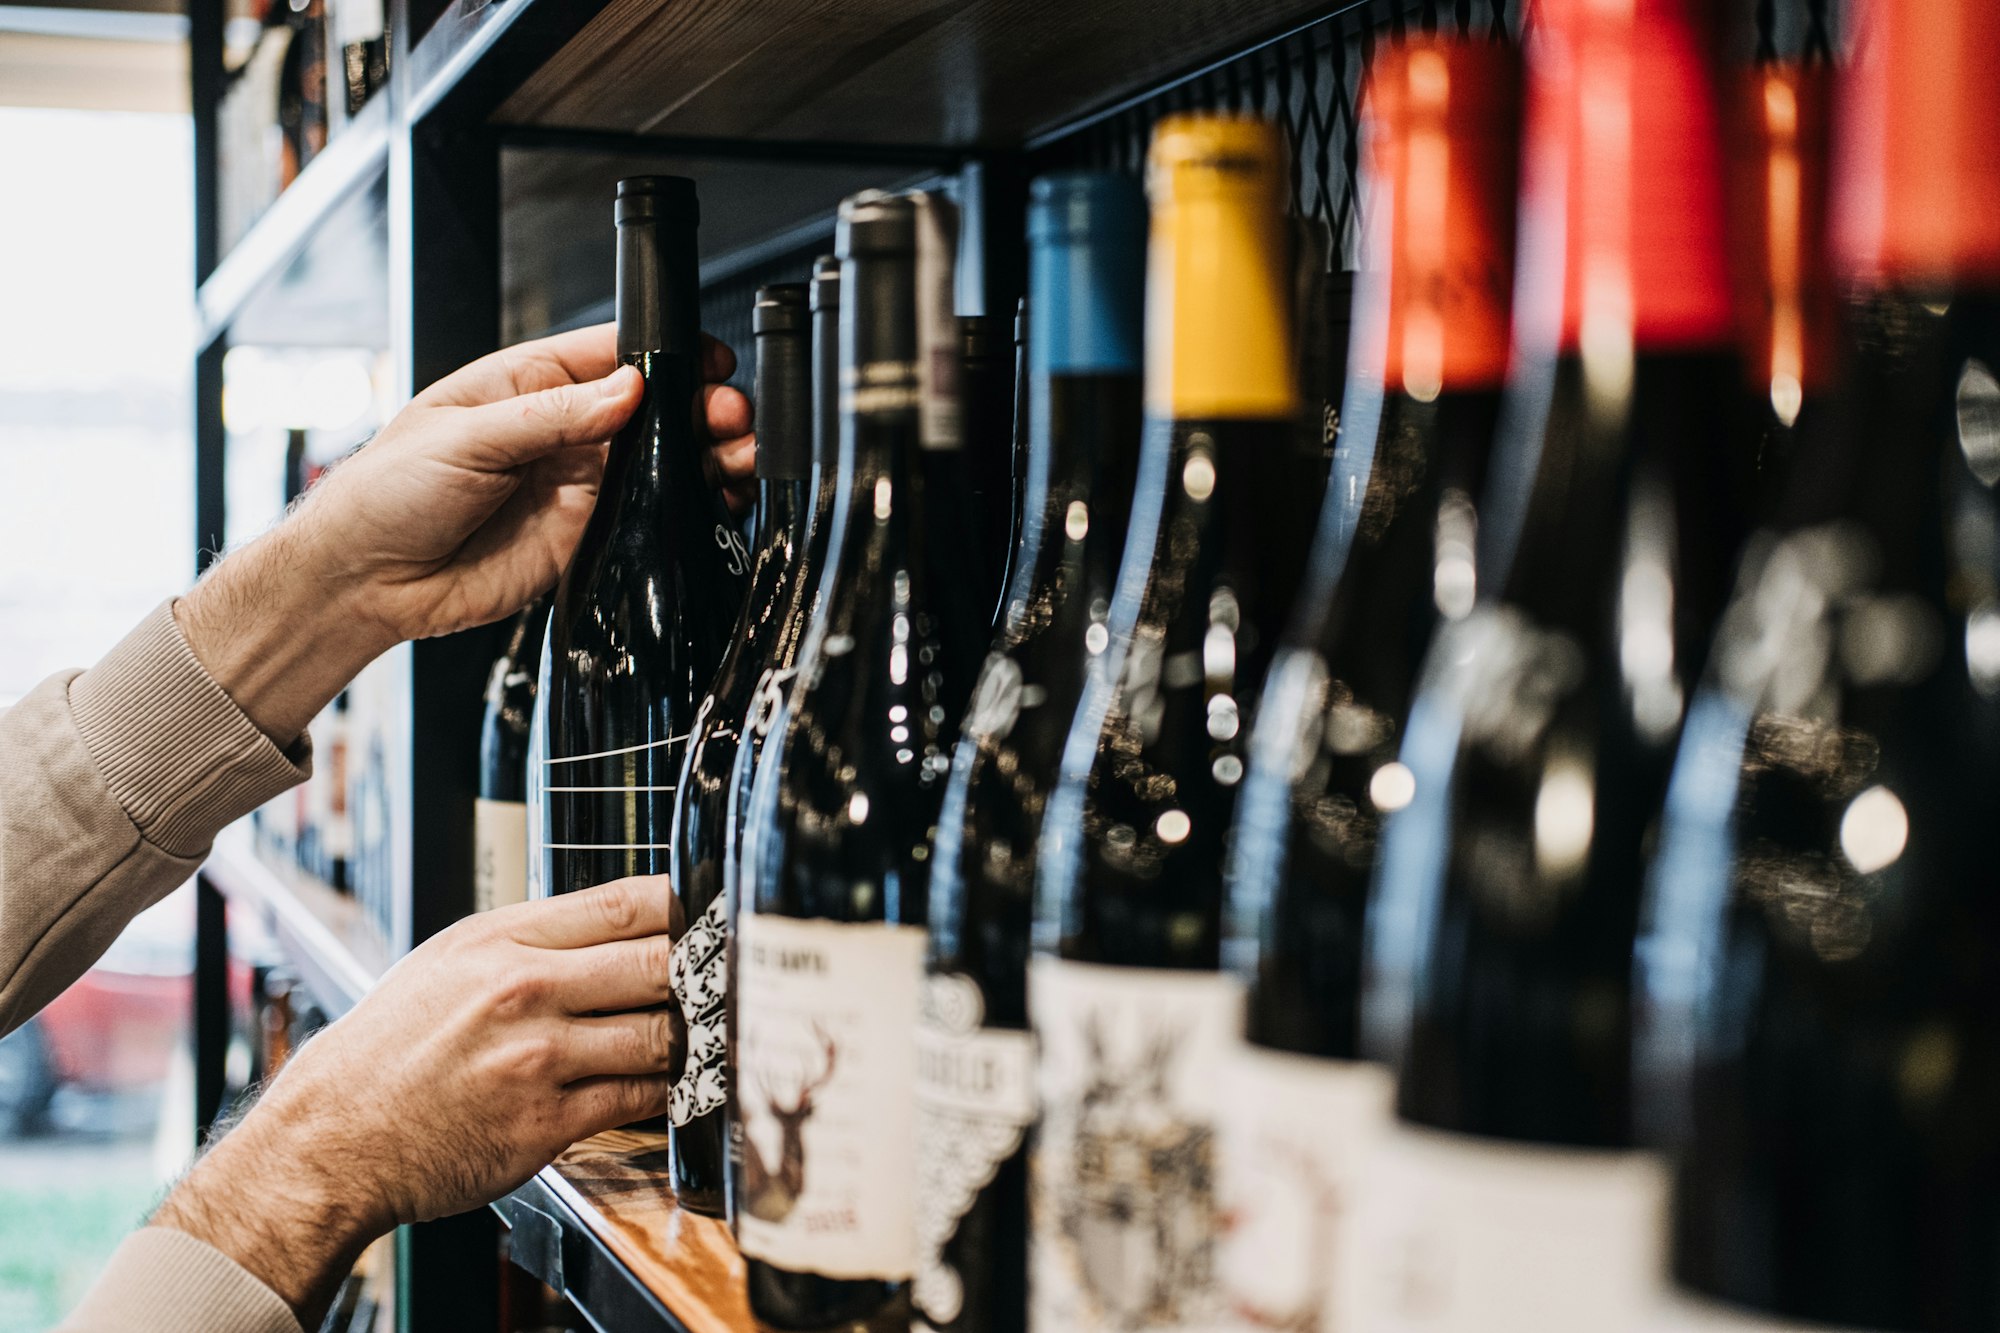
xmin=0 ymin=6 xmax=198 ymax=1324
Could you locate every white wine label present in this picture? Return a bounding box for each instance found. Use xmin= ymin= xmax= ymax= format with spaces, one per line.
xmin=1644 ymin=1291 xmax=1864 ymax=1332
xmin=1338 ymin=1120 xmax=1670 ymax=1332
xmin=1214 ymin=1045 xmax=1394 ymax=1332
xmin=914 ymin=973 xmax=1037 ymax=1323
xmin=1029 ymin=958 xmax=1245 ymax=1332
xmin=669 ymin=893 xmax=729 ymax=1127
xmin=736 ymin=914 xmax=925 ymax=1280
xmin=472 ymin=798 xmax=528 ymax=913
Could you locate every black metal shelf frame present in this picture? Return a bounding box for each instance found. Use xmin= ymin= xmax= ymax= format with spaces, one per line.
xmin=185 ymin=0 xmax=1497 ymax=1327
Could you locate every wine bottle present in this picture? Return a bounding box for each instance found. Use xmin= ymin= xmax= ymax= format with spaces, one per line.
xmin=1216 ymin=31 xmax=1521 ymax=1329
xmin=734 ymin=190 xmax=969 ymax=1329
xmin=917 ymin=172 xmax=1147 ymax=1333
xmin=963 ymin=312 xmax=1016 ymax=619
xmin=540 ymin=176 xmax=747 ymax=899
xmin=724 ymin=256 xmax=840 ymax=1227
xmin=1351 ymin=0 xmax=1757 ymax=1326
xmin=1638 ymin=1 xmax=2000 ymax=1326
xmin=667 ymin=283 xmax=814 ymax=1217
xmin=726 ymin=258 xmax=843 ymax=912
xmin=1028 ymin=115 xmax=1308 ymax=1333
xmin=476 ymin=594 xmax=549 ymax=913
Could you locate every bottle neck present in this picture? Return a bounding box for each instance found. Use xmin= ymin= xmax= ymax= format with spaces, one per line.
xmin=752 ymin=475 xmax=814 ymax=550
xmin=1515 ymin=0 xmax=1733 ymax=366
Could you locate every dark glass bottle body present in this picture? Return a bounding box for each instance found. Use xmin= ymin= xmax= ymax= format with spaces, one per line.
xmin=1641 ymin=289 xmax=2000 ymax=1328
xmin=962 ymin=313 xmax=1016 ymax=620
xmin=666 ymin=284 xmax=813 ymax=1216
xmin=476 ymin=593 xmax=549 ymax=914
xmin=735 ymin=193 xmax=968 ymax=1330
xmin=541 ymin=176 xmax=746 ymax=898
xmin=917 ymin=172 xmax=1146 ymax=1333
xmin=1029 ymin=115 xmax=1308 ymax=1333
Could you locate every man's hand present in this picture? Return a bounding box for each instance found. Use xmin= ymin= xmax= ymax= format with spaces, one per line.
xmin=153 ymin=877 xmax=685 ymax=1328
xmin=177 ymin=325 xmax=755 ymax=742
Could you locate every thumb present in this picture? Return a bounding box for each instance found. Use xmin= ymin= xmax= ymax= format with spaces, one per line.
xmin=449 ymin=364 xmax=642 ymax=471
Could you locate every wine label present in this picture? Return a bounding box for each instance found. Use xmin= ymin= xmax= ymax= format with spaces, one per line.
xmin=914 ymin=973 xmax=1037 ymax=1323
xmin=1028 ymin=958 xmax=1245 ymax=1332
xmin=1214 ymin=1046 xmax=1395 ymax=1332
xmin=735 ymin=914 xmax=925 ymax=1280
xmin=668 ymin=892 xmax=728 ymax=1127
xmin=1338 ymin=1120 xmax=1670 ymax=1332
xmin=473 ymin=797 xmax=529 ymax=913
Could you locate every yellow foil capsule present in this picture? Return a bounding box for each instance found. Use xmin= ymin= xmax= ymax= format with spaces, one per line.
xmin=1144 ymin=113 xmax=1299 ymax=421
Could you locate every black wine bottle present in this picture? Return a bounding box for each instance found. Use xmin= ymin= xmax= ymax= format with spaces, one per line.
xmin=962 ymin=312 xmax=1016 ymax=620
xmin=666 ymin=283 xmax=814 ymax=1216
xmin=1638 ymin=3 xmax=2000 ymax=1326
xmin=723 ymin=259 xmax=840 ymax=1229
xmin=476 ymin=593 xmax=550 ymax=913
xmin=1352 ymin=1 xmax=1758 ymax=1324
xmin=539 ymin=176 xmax=747 ymax=899
xmin=917 ymin=172 xmax=1147 ymax=1333
xmin=734 ymin=190 xmax=968 ymax=1330
xmin=1028 ymin=115 xmax=1310 ymax=1332
xmin=725 ymin=258 xmax=843 ymax=910
xmin=1216 ymin=33 xmax=1521 ymax=1327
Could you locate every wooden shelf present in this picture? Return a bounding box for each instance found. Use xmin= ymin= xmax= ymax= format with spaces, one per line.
xmin=197 ymin=93 xmax=391 ymax=350
xmin=498 ymin=1129 xmax=752 ymax=1333
xmin=201 ymin=823 xmax=390 ymax=1018
xmin=494 ymin=0 xmax=1335 ymax=148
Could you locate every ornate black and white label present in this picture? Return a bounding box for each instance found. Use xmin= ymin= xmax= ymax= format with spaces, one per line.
xmin=1029 ymin=958 xmax=1244 ymax=1332
xmin=914 ymin=972 xmax=1036 ymax=1323
xmin=736 ymin=914 xmax=925 ymax=1280
xmin=668 ymin=892 xmax=728 ymax=1127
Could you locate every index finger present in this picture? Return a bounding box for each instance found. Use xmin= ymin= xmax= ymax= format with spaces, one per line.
xmin=418 ymin=324 xmax=621 ymax=409
xmin=500 ymin=875 xmax=680 ymax=950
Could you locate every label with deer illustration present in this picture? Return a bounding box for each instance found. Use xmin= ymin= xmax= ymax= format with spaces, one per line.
xmin=1028 ymin=958 xmax=1245 ymax=1332
xmin=914 ymin=972 xmax=1036 ymax=1323
xmin=735 ymin=913 xmax=925 ymax=1280
xmin=1214 ymin=1045 xmax=1394 ymax=1333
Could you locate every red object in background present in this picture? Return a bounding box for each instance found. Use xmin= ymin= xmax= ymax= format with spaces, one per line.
xmin=37 ymin=968 xmax=190 ymax=1092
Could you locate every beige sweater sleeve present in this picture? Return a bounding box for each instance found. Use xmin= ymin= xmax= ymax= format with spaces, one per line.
xmin=0 ymin=600 xmax=308 ymax=1035
xmin=1 ymin=601 xmax=312 ymax=1333
xmin=56 ymin=1229 xmax=304 ymax=1333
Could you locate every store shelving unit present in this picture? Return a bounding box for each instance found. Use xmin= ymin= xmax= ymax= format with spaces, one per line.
xmin=186 ymin=0 xmax=1407 ymax=1326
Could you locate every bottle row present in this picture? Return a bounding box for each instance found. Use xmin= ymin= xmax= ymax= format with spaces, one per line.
xmin=467 ymin=0 xmax=2000 ymax=1329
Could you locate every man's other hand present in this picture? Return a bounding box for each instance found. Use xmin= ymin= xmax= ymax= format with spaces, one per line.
xmin=152 ymin=876 xmax=685 ymax=1327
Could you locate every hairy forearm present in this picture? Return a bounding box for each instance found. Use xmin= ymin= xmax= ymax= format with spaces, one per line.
xmin=175 ymin=517 xmax=397 ymax=745
xmin=152 ymin=1099 xmax=385 ymax=1330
